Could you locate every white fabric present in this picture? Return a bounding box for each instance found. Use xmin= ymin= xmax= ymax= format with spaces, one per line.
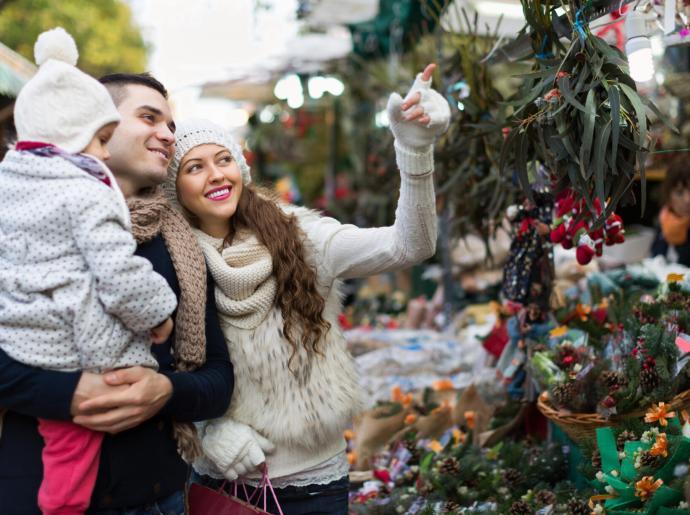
xmin=0 ymin=150 xmax=177 ymax=372
xmin=387 ymin=72 xmax=451 ymax=151
xmin=14 ymin=28 xmax=120 ymax=153
xmin=246 ymin=450 xmax=349 ymax=489
xmin=194 ymin=143 xmax=437 ymax=484
xmin=194 ymin=419 xmax=275 ymax=481
xmin=194 ymin=231 xmax=277 ymax=329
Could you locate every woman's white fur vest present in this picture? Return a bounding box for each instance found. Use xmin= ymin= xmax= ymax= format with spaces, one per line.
xmin=213 ymin=205 xmax=363 ymax=451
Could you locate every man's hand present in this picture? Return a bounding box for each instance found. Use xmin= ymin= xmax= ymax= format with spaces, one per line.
xmin=70 ymin=372 xmax=128 ymax=417
xmin=72 ymin=367 xmax=173 ymax=434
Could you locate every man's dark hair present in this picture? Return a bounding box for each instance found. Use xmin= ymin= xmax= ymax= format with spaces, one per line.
xmin=99 ymin=72 xmax=168 ymax=105
xmin=663 ymin=157 xmax=690 ymax=204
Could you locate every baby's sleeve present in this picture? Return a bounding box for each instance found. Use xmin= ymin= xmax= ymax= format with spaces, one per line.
xmin=68 ymin=179 xmax=177 ymax=332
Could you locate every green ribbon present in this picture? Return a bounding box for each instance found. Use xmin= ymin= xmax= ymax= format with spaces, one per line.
xmin=656 ymin=436 xmax=690 ymax=484
xmin=594 ymin=421 xmax=690 ymax=514
xmin=647 ymin=486 xmax=684 ymax=514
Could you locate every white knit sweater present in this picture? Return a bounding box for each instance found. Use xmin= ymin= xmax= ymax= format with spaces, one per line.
xmin=197 ymin=143 xmax=437 ymax=485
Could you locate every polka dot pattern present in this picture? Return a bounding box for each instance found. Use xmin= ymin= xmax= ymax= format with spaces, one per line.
xmin=0 ymin=151 xmax=177 ymax=372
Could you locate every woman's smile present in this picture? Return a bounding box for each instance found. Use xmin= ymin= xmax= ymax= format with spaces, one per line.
xmin=205 ymin=185 xmax=232 ymax=201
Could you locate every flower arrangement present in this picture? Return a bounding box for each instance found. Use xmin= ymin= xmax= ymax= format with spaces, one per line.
xmin=586 ymin=409 xmax=690 ymax=514
xmin=533 ymin=275 xmax=690 ymax=418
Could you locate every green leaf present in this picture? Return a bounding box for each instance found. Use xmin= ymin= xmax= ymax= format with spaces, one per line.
xmin=516 ymin=130 xmax=533 ymax=200
xmin=641 ymin=95 xmax=679 ymax=133
xmin=609 ymin=86 xmax=621 ymax=173
xmin=420 ymin=452 xmax=434 ymax=475
xmin=574 ymin=61 xmax=591 ymax=93
xmin=593 ymin=120 xmax=612 ymax=205
xmin=580 ymin=88 xmax=597 ymax=176
xmin=513 ymin=68 xmax=558 ymax=80
xmin=619 ymin=82 xmax=648 ymax=213
xmin=557 ymin=76 xmax=587 ymax=112
xmin=619 ymin=83 xmax=647 ymax=150
xmin=555 ymin=111 xmax=580 ymax=163
xmin=567 ymin=161 xmax=594 ymax=212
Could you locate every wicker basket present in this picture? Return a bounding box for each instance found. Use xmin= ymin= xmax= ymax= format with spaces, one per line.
xmin=537 ymin=389 xmax=690 ymax=444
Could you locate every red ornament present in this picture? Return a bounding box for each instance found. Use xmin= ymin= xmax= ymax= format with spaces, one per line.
xmin=550 ymin=223 xmax=567 ymax=243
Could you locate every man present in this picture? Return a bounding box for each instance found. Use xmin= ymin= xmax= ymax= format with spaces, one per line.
xmin=0 ymin=73 xmax=233 ymax=514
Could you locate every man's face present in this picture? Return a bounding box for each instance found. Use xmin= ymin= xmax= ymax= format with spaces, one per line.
xmin=106 ymin=84 xmax=176 ymax=191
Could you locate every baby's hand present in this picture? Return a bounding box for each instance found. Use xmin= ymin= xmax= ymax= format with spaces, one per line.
xmin=150 ymin=317 xmax=173 ymax=344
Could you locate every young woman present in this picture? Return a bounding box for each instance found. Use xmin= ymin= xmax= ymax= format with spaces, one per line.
xmin=651 ymin=158 xmax=690 ymax=266
xmin=163 ymin=64 xmax=450 ymax=514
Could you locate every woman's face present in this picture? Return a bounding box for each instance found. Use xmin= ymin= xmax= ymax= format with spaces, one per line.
xmin=670 ymin=185 xmax=690 ymax=218
xmin=176 ymin=143 xmax=244 ymax=237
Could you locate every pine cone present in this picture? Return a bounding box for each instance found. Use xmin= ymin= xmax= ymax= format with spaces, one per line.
xmin=552 ymin=382 xmax=577 ymax=408
xmin=601 ymin=370 xmax=627 ymax=389
xmin=403 ymin=439 xmax=421 ymax=462
xmin=503 ymin=468 xmax=524 ymax=486
xmin=640 ymin=366 xmax=660 ymax=393
xmin=444 ymin=500 xmax=461 ymax=513
xmin=509 ymin=500 xmax=532 ymax=515
xmin=591 ymin=449 xmax=602 ymax=469
xmin=640 ymin=451 xmax=662 ymax=469
xmin=439 ymin=457 xmax=461 ymax=476
xmin=418 ymin=481 xmax=434 ymax=497
xmin=616 ymin=430 xmax=637 ymax=451
xmin=535 ymin=489 xmax=557 ymax=506
xmin=567 ymin=497 xmax=590 ymax=515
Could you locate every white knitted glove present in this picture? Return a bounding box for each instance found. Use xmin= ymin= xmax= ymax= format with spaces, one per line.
xmin=386 ymin=73 xmax=451 ymax=151
xmin=198 ymin=419 xmax=275 ymax=481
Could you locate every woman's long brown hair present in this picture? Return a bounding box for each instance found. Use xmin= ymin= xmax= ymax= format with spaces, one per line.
xmin=224 ymin=185 xmax=330 ymax=367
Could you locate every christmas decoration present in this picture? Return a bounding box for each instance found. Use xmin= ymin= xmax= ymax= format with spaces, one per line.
xmin=501 ymin=0 xmax=676 ymax=231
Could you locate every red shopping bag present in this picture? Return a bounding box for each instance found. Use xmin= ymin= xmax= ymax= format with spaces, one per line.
xmin=189 ymin=468 xmax=284 ymax=515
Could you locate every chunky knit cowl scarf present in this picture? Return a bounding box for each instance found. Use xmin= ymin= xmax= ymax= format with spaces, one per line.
xmin=193 ymin=229 xmax=276 ymax=330
xmin=127 ymin=190 xmax=208 ymax=461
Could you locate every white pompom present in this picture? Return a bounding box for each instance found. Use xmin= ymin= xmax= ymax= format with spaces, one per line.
xmin=34 ymin=27 xmax=78 ymax=66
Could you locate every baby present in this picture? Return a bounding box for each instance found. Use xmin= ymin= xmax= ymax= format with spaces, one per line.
xmin=0 ymin=28 xmax=177 ymax=514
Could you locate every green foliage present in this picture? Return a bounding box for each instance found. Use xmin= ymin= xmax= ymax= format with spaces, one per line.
xmin=501 ymin=0 xmax=677 ymax=222
xmin=0 ymin=0 xmax=147 ymax=77
xmin=434 ymin=6 xmax=521 ymax=249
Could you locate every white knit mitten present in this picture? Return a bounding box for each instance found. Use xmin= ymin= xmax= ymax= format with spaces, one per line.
xmin=199 ymin=419 xmax=275 ymax=481
xmin=386 ymin=73 xmax=451 ymax=152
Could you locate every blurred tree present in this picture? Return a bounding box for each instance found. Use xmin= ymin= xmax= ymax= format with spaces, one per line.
xmin=0 ymin=0 xmax=147 ymax=77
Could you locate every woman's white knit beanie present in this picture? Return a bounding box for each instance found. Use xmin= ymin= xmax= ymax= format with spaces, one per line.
xmin=14 ymin=27 xmax=121 ymax=153
xmin=164 ymin=118 xmax=251 ymax=211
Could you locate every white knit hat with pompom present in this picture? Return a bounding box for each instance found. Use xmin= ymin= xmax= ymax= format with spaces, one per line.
xmin=14 ymin=27 xmax=120 ymax=153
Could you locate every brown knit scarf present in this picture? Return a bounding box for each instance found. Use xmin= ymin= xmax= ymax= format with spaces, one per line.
xmin=127 ymin=190 xmax=208 ymax=462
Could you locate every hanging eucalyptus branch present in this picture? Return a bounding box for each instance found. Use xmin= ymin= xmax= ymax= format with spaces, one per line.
xmin=501 ymin=0 xmax=677 ymax=225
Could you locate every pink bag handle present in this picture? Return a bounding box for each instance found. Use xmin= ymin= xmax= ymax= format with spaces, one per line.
xmin=228 ymin=465 xmax=284 ymax=515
